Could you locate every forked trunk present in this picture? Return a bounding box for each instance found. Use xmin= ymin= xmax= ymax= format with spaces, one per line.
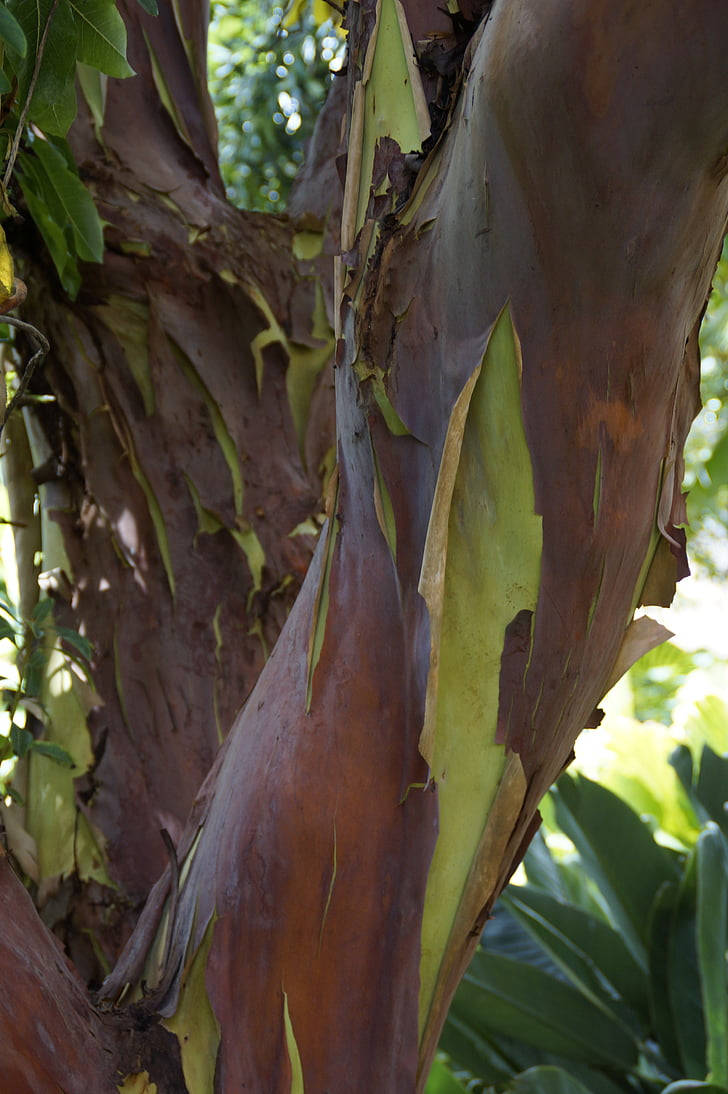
xmin=1 ymin=1 xmax=727 ymax=1090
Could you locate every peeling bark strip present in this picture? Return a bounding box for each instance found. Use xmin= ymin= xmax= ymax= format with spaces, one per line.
xmin=417 ymin=306 xmax=542 ymax=1044
xmin=1 ymin=0 xmax=727 ymax=1090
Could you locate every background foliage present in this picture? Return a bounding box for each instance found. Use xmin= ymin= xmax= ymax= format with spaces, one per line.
xmin=208 ymin=0 xmax=343 ymax=211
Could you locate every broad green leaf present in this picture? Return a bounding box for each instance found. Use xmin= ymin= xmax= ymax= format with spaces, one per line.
xmin=553 ymin=774 xmax=680 ymax=960
xmin=17 ymin=167 xmax=81 ymax=296
xmin=440 ymin=1012 xmax=524 ymax=1085
xmin=31 ymin=740 xmax=75 ymax=767
xmin=510 ymin=1066 xmax=597 ymax=1094
xmin=695 ymin=747 xmax=728 ymax=835
xmin=523 ymin=830 xmax=568 ymax=900
xmin=442 ymin=970 xmax=634 ymax=1094
xmin=29 ymin=76 xmax=78 ymax=136
xmin=503 ymin=885 xmax=648 ymax=1024
xmin=135 ymin=0 xmax=158 ymax=13
xmin=68 ymin=0 xmax=133 ymax=78
xmin=425 ymin=1059 xmax=470 ymax=1094
xmin=0 ymin=68 xmax=10 ymax=92
xmin=8 ymin=0 xmax=78 ymax=135
xmin=648 ymin=881 xmax=683 ymax=1073
xmin=686 ymin=700 xmax=728 ymax=765
xmin=0 ymin=617 xmax=17 ymax=643
xmin=29 ymin=137 xmax=103 ymax=261
xmin=670 ymin=853 xmax=707 ymax=1079
xmin=454 ymin=951 xmax=638 ymax=1071
xmin=0 ymin=4 xmax=26 ymax=55
xmin=696 ymin=825 xmax=728 ymax=1086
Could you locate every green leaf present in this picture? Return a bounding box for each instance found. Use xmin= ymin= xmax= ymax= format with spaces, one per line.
xmin=686 ymin=698 xmax=728 ymax=759
xmin=8 ymin=0 xmax=78 ymax=135
xmin=0 ymin=616 xmax=18 ymax=643
xmin=0 ymin=4 xmax=27 ymax=55
xmin=552 ymin=774 xmax=680 ymax=961
xmin=510 ymin=1066 xmax=597 ymax=1094
xmin=648 ymin=881 xmax=683 ymax=1073
xmin=23 ymin=646 xmax=47 ymax=697
xmin=9 ymin=722 xmax=33 ymax=757
xmin=502 ymin=885 xmax=648 ymax=1024
xmin=31 ymin=740 xmax=75 ymax=767
xmin=54 ymin=624 xmax=93 ymax=662
xmin=695 ymin=747 xmax=728 ymax=836
xmin=454 ymin=950 xmax=638 ymax=1071
xmin=523 ymin=830 xmax=568 ymax=899
xmin=2 ymin=784 xmax=24 ymax=805
xmin=424 ymin=1059 xmax=470 ymax=1094
xmin=0 ymin=588 xmax=19 ymax=618
xmin=28 ymin=137 xmax=103 ymax=261
xmin=135 ymin=0 xmax=158 ymax=13
xmin=32 ymin=597 xmax=53 ymax=624
xmin=17 ymin=165 xmax=81 ymax=296
xmin=670 ymin=853 xmax=707 ymax=1079
xmin=68 ymin=0 xmax=133 ymax=78
xmin=0 ymin=68 xmax=10 ymax=92
xmin=696 ymin=825 xmax=728 ymax=1086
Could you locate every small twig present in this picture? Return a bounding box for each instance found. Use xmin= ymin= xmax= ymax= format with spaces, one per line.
xmin=2 ymin=0 xmax=60 ymax=192
xmin=1 ymin=314 xmax=50 ymax=433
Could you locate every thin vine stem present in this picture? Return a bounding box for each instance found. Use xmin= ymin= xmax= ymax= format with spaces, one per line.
xmin=1 ymin=314 xmax=50 ymax=432
xmin=2 ymin=0 xmax=60 ymax=192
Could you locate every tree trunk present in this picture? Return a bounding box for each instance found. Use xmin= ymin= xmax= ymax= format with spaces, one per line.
xmin=1 ymin=0 xmax=727 ymax=1090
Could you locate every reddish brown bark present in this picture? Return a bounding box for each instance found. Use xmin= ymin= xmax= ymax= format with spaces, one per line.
xmin=1 ymin=0 xmax=727 ymax=1090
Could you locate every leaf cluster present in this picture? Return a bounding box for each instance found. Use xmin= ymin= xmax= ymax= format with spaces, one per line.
xmin=429 ymin=748 xmax=728 ymax=1094
xmin=0 ymin=579 xmax=93 ymax=800
xmin=0 ymin=0 xmax=144 ymax=295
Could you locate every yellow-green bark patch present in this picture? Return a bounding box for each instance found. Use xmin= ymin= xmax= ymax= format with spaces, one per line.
xmin=417 ymin=306 xmax=542 ymax=1039
xmin=162 ymin=916 xmax=220 ymax=1094
xmin=352 ymin=0 xmax=429 ymax=237
xmin=94 ymin=297 xmax=154 ymax=416
xmin=283 ymin=992 xmax=305 ymax=1094
xmin=117 ymin=1073 xmax=157 ymax=1094
xmin=286 ymin=283 xmax=334 ymax=465
xmin=306 ymin=507 xmax=339 ymax=713
xmin=371 ymin=440 xmax=397 ymax=560
xmin=292 ymin=230 xmax=323 ymax=261
xmin=170 ymin=340 xmax=244 ymax=517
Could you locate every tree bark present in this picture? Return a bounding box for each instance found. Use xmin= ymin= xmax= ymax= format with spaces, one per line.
xmin=1 ymin=0 xmax=727 ymax=1090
